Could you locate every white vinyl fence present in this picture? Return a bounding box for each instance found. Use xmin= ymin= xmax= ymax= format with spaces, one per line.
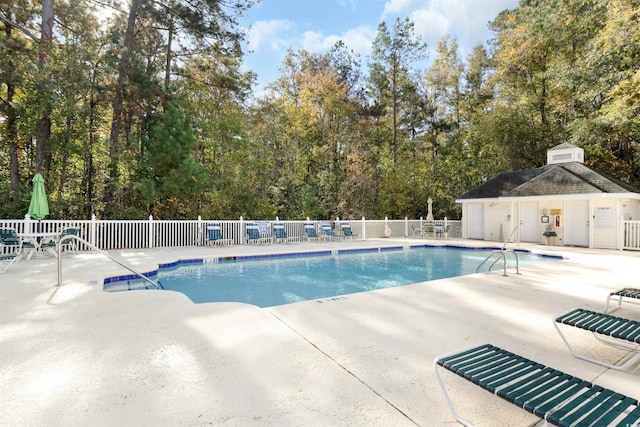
xmin=0 ymin=215 xmax=461 ymax=251
xmin=624 ymin=220 xmax=640 ymax=250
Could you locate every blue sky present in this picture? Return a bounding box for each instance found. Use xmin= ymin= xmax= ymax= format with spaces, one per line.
xmin=240 ymin=0 xmax=520 ymax=95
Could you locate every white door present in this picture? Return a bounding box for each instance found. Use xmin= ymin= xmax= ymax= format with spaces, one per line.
xmin=468 ymin=203 xmax=484 ymax=239
xmin=565 ymin=200 xmax=590 ymax=247
xmin=519 ymin=202 xmax=540 ymax=242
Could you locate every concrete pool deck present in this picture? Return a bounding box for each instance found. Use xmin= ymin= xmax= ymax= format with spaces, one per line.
xmin=1 ymin=238 xmax=639 ymax=426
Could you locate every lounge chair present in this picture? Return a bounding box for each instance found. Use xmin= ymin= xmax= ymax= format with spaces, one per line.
xmin=42 ymin=227 xmax=80 ymax=256
xmin=206 ymin=223 xmax=232 ymax=246
xmin=0 ymin=230 xmax=25 ymax=273
xmin=604 ymin=288 xmax=640 ymax=313
xmin=246 ymin=223 xmax=270 ymax=244
xmin=422 ymin=223 xmax=436 ymax=238
xmin=320 ymin=223 xmax=341 ymax=241
xmin=434 ymin=343 xmax=640 ymax=427
xmin=340 ymin=223 xmax=357 ymax=240
xmin=0 ymin=228 xmax=35 ymax=260
xmin=304 ymin=223 xmax=320 ymax=241
xmin=553 ymin=307 xmax=640 ymax=370
xmin=273 ymin=223 xmax=298 ymax=243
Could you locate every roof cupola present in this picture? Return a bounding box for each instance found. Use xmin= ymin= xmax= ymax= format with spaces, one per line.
xmin=547 ymin=143 xmax=584 ymax=165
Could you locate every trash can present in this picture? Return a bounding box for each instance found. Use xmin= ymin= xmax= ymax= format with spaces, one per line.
xmin=543 ymin=231 xmax=557 ymax=245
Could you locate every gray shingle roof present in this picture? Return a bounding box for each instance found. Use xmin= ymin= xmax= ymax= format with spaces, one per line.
xmin=457 ymin=162 xmax=640 ymax=200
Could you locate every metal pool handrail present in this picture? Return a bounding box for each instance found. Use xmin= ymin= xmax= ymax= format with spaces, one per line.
xmin=57 ymin=234 xmax=161 ymax=289
xmin=476 ymin=226 xmax=521 ymax=276
xmin=476 ymin=249 xmax=520 ymax=276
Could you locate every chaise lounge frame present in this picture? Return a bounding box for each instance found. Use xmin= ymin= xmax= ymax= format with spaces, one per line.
xmin=434 ymin=343 xmax=640 ymax=427
xmin=604 ymin=288 xmax=640 ymax=314
xmin=553 ymin=308 xmax=640 ymax=370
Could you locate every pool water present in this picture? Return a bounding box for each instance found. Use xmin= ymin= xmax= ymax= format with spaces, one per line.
xmin=143 ymin=247 xmax=559 ymax=307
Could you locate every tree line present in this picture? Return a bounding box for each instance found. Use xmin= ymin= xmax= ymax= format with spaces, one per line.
xmin=1 ymin=0 xmax=638 ymax=220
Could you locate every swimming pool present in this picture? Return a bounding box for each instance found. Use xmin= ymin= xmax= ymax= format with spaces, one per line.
xmin=104 ymin=246 xmax=560 ymax=307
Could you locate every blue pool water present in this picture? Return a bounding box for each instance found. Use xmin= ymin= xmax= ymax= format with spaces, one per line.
xmin=109 ymin=246 xmax=559 ymax=307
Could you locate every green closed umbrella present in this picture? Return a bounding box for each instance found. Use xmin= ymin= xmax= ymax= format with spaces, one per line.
xmin=28 ymin=173 xmax=50 ymax=220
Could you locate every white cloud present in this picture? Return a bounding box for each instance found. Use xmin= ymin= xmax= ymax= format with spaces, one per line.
xmin=341 ymin=26 xmax=378 ymax=57
xmin=410 ymin=8 xmax=450 ymax=45
xmin=246 ymin=19 xmax=296 ymax=51
xmin=382 ymin=0 xmax=424 ymax=18
xmin=336 ymin=0 xmax=358 ymax=14
xmin=396 ymin=0 xmax=518 ymax=58
xmin=299 ymin=25 xmax=376 ymax=59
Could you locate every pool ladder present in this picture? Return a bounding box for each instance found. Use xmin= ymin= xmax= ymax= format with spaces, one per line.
xmin=476 ymin=227 xmax=520 ymax=276
xmin=56 ymin=234 xmax=161 ymax=289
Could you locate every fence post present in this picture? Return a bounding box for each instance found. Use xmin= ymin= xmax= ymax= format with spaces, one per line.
xmin=240 ymin=216 xmax=244 ymax=245
xmin=148 ymin=215 xmax=154 ymax=248
xmin=361 ymin=216 xmax=366 ymax=240
xmin=444 ymin=217 xmax=448 ymax=238
xmin=618 ymin=216 xmax=623 ymax=250
xmin=404 ymin=216 xmax=408 ymax=237
xmin=90 ymin=214 xmax=97 ymax=248
xmin=23 ymin=213 xmax=31 ymax=233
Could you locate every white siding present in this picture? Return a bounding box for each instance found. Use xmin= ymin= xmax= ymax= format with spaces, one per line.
xmin=483 ymin=203 xmax=512 ymax=242
xmin=621 ymin=200 xmax=640 ymax=221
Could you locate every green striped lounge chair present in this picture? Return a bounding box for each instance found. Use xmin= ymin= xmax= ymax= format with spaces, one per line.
xmin=604 ymin=288 xmax=640 ymax=313
xmin=553 ymin=307 xmax=640 ymax=370
xmin=1 ymin=240 xmax=23 ymax=273
xmin=434 ymin=343 xmax=640 ymax=426
xmin=0 ymin=228 xmax=35 ymax=263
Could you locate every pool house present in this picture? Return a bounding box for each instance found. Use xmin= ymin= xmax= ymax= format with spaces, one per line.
xmin=456 ymin=143 xmax=640 ymax=250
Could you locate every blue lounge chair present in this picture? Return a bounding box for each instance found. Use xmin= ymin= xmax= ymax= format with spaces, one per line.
xmin=207 ymin=223 xmax=232 ymax=246
xmin=246 ymin=223 xmax=270 ymax=244
xmin=553 ymin=307 xmax=640 ymax=370
xmin=340 ymin=223 xmax=357 ymax=240
xmin=304 ymin=223 xmax=320 ymax=241
xmin=319 ymin=223 xmax=341 ymax=241
xmin=434 ymin=343 xmax=640 ymax=427
xmin=273 ymin=223 xmax=298 ymax=243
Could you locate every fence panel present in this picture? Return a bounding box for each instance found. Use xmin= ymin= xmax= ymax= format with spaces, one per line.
xmin=2 ymin=216 xmax=463 ymax=251
xmin=154 ymin=220 xmax=200 ymax=247
xmin=95 ymin=220 xmax=149 ymax=250
xmin=624 ymin=221 xmax=640 ymax=250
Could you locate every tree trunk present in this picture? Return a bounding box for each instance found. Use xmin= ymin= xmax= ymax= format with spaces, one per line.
xmin=164 ymin=18 xmax=173 ymax=92
xmin=104 ymin=0 xmax=140 ymax=217
xmin=3 ymin=14 xmax=21 ymax=190
xmin=35 ymin=0 xmax=54 ymax=174
xmin=86 ymin=67 xmax=98 ymax=218
xmin=392 ymin=56 xmax=398 ymax=164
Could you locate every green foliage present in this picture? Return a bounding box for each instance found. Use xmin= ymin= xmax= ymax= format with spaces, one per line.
xmin=138 ymin=103 xmax=207 ymax=218
xmin=2 ymin=2 xmax=639 ymax=222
